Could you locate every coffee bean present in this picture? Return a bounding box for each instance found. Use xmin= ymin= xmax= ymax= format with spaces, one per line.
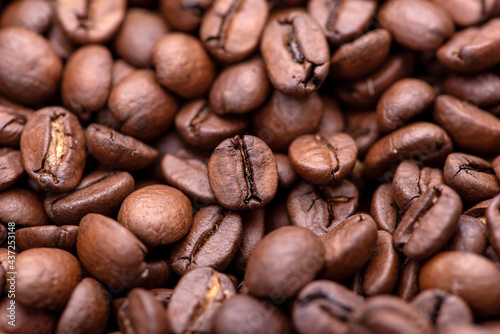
xmin=0 ymin=148 xmax=23 ymax=191
xmin=464 ymin=198 xmax=491 ymax=223
xmin=275 ymin=153 xmax=298 ymax=188
xmin=208 ymin=135 xmax=278 ymax=210
xmin=0 ymin=188 xmax=50 ymax=226
xmin=345 ymin=111 xmax=380 ymax=158
xmin=494 ymin=154 xmax=500 ymax=180
xmin=487 ymin=193 xmax=500 ymax=256
xmin=0 ymin=224 xmax=6 ymax=245
xmin=118 ymin=184 xmax=193 ymax=248
xmin=118 ymin=288 xmax=168 ymax=334
xmin=48 ymin=21 xmax=74 ymax=60
xmin=139 ymin=259 xmax=172 ymax=290
xmin=16 ymin=225 xmax=79 ymax=253
xmin=231 ymin=208 xmax=265 ymax=275
xmin=0 ymin=0 xmax=54 ymax=34
xmin=0 ymin=298 xmax=56 ymax=334
xmin=0 ymin=96 xmax=33 ymax=147
xmin=317 ymin=95 xmax=344 ymax=134
xmin=111 ymin=59 xmax=136 ymax=87
xmin=261 ymin=10 xmax=330 ymax=96
xmin=77 ymin=213 xmax=148 ymax=289
xmin=167 ymin=267 xmax=236 ymax=334
xmin=370 ymin=183 xmax=400 ymax=234
xmin=448 ymin=215 xmax=488 ymax=254
xmin=396 ymin=258 xmax=421 ymax=301
xmin=159 ymin=0 xmax=212 ymax=32
xmin=436 ymin=0 xmax=496 ymax=26
xmin=444 ymin=72 xmax=500 ymax=108
xmin=200 ymin=0 xmax=270 ymax=63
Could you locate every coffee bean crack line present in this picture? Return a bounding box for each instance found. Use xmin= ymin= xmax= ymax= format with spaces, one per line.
xmin=233 ymin=136 xmax=262 ymax=205
xmin=205 ymin=0 xmax=243 ymax=53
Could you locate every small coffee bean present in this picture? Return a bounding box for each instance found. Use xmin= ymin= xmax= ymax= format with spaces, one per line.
xmin=0 ymin=298 xmax=56 ymax=334
xmin=317 ymin=95 xmax=344 ymax=134
xmin=118 ymin=288 xmax=168 ymax=334
xmin=487 ymin=193 xmax=500 ymax=256
xmin=435 ymin=0 xmax=496 ymax=26
xmin=48 ymin=21 xmax=74 ymax=60
xmin=0 ymin=148 xmax=24 ymax=191
xmin=0 ymin=0 xmax=54 ymax=34
xmin=463 ymin=198 xmax=491 ymax=223
xmin=345 ymin=111 xmax=380 ymax=158
xmin=275 ymin=153 xmax=298 ymax=188
xmin=139 ymin=259 xmax=172 ymax=290
xmin=111 ymin=59 xmax=135 ymax=87
xmin=396 ymin=258 xmax=421 ymax=301
xmin=159 ymin=0 xmax=212 ymax=32
xmin=370 ymin=183 xmax=400 ymax=234
xmin=448 ymin=215 xmax=488 ymax=254
xmin=16 ymin=225 xmax=79 ymax=253
xmin=444 ymin=72 xmax=500 ymax=108
xmin=0 ymin=96 xmax=33 ymax=147
xmin=0 ymin=188 xmax=51 ymax=226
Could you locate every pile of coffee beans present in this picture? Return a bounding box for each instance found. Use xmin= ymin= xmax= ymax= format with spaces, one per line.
xmin=1 ymin=0 xmax=500 ymax=333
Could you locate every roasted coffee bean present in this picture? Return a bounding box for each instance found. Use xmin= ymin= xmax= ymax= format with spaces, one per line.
xmin=209 ymin=57 xmax=271 ymax=115
xmin=261 ymin=10 xmax=330 ymax=96
xmin=0 ymin=224 xmax=6 ymax=244
xmin=444 ymin=152 xmax=500 ymax=203
xmin=149 ymin=288 xmax=174 ymax=307
xmin=0 ymin=148 xmax=23 ymax=191
xmin=86 ymin=124 xmax=159 ymax=172
xmin=494 ymin=154 xmax=500 ymax=180
xmin=275 ymin=153 xmax=298 ymax=188
xmin=160 ymin=0 xmax=212 ymax=32
xmin=345 ymin=111 xmax=380 ymax=159
xmin=412 ymin=289 xmax=473 ymax=329
xmin=44 ymin=170 xmax=135 ymax=225
xmin=420 ymin=251 xmax=500 ymax=318
xmin=436 ymin=0 xmax=496 ymax=26
xmin=175 ymin=99 xmax=249 ymax=151
xmin=487 ymin=193 xmax=500 ymax=256
xmin=0 ymin=188 xmax=50 ymax=226
xmin=434 ymin=95 xmax=500 ymax=155
xmin=57 ymin=0 xmax=126 ymax=44
xmin=153 ymin=32 xmax=215 ymax=99
xmin=167 ymin=267 xmax=236 ymax=334
xmin=252 ymin=90 xmax=323 ymax=152
xmin=463 ymin=198 xmax=491 ymax=223
xmin=444 ymin=72 xmax=500 ymax=108
xmin=392 ymin=160 xmax=445 ymax=213
xmin=0 ymin=27 xmax=62 ymax=106
xmin=21 ymin=107 xmax=86 ymax=192
xmin=0 ymin=96 xmax=33 ymax=147
xmin=0 ymin=298 xmax=56 ymax=334
xmin=171 ymin=205 xmax=242 ymax=275
xmin=208 ymin=135 xmax=278 ymax=210
xmin=61 ymin=44 xmax=113 ymax=122
xmin=448 ymin=215 xmax=488 ymax=254
xmin=307 ymin=0 xmax=376 ymax=46
xmin=0 ymin=0 xmax=54 ymax=33
xmin=111 ymin=59 xmax=135 ymax=87
xmin=349 ymin=295 xmax=434 ymax=334
xmin=200 ymin=0 xmax=269 ymax=63
xmin=114 ymin=9 xmax=169 ymax=68
xmin=287 ymin=180 xmax=358 ymax=236
xmin=231 ymin=208 xmax=265 ymax=275
xmin=376 ymin=78 xmax=435 ymax=133
xmin=364 ymin=122 xmax=453 ymax=179
xmin=289 ymin=132 xmax=357 ymax=185
xmin=320 ymin=213 xmax=377 ymax=282
xmin=139 ymin=259 xmax=172 ymax=290
xmin=370 ymin=183 xmax=400 ymax=234
xmin=437 ymin=18 xmax=500 ymax=73
xmin=396 ymin=258 xmax=421 ymax=301
xmin=108 ymin=69 xmax=179 ymax=141
xmin=292 ymin=280 xmax=363 ymax=334
xmin=16 ymin=225 xmax=78 ymax=253
xmin=16 ymin=248 xmax=82 ymax=310
xmin=56 ymin=278 xmax=110 ymax=334
xmin=330 ymin=29 xmax=391 ymax=80
xmin=118 ymin=185 xmax=193 ymax=248
xmin=118 ymin=288 xmax=168 ymax=334
xmin=394 ymin=184 xmax=461 ymax=261
xmin=48 ymin=21 xmax=74 ymax=60
xmin=246 ymin=226 xmax=324 ymax=299
xmin=317 ymin=95 xmax=344 ymax=134
xmin=485 ymin=245 xmax=500 ymax=270
xmin=77 ymin=213 xmax=148 ymax=289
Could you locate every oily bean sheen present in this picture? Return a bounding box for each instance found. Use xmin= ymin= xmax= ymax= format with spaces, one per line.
xmin=376 ymin=78 xmax=436 ymax=133
xmin=394 ymin=184 xmax=462 ymax=261
xmin=0 ymin=188 xmax=50 ymax=226
xmin=168 ymin=267 xmax=236 ymax=334
xmin=487 ymin=193 xmax=500 ymax=256
xmin=171 ymin=205 xmax=243 ymax=275
xmin=16 ymin=225 xmax=79 ymax=253
xmin=379 ymin=0 xmax=454 ymax=51
xmin=0 ymin=27 xmax=62 ymax=106
xmin=436 ymin=0 xmax=496 ymax=26
xmin=0 ymin=148 xmax=23 ymax=191
xmin=0 ymin=97 xmax=33 ymax=147
xmin=57 ymin=0 xmax=126 ymax=44
xmin=246 ymin=226 xmax=325 ymax=299
xmin=200 ymin=0 xmax=269 ymax=63
xmin=21 ymin=107 xmax=86 ymax=192
xmin=208 ymin=135 xmax=278 ymax=210
xmin=288 ymin=132 xmax=357 ymax=186
xmin=160 ymin=0 xmax=212 ymax=32
xmin=364 ymin=122 xmax=453 ymax=179
xmin=448 ymin=215 xmax=488 ymax=254
xmin=434 ymin=95 xmax=500 ymax=155
xmin=370 ymin=183 xmax=400 ymax=234
xmin=444 ymin=152 xmax=500 ymax=203
xmin=261 ymin=10 xmax=330 ymax=96
xmin=287 ymin=180 xmax=358 ymax=236
xmin=420 ymin=251 xmax=500 ymax=318
xmin=44 ymin=170 xmax=135 ymax=225
xmin=77 ymin=214 xmax=148 ymax=289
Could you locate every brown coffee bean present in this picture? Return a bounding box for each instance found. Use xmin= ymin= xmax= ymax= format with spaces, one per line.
xmin=364 ymin=122 xmax=453 ymax=179
xmin=118 ymin=288 xmax=168 ymax=334
xmin=61 ymin=44 xmax=113 ymax=122
xmin=0 ymin=148 xmax=23 ymax=191
xmin=16 ymin=225 xmax=78 ymax=253
xmin=108 ymin=69 xmax=179 ymax=141
xmin=487 ymin=193 xmax=500 ymax=256
xmin=0 ymin=224 xmax=6 ymax=245
xmin=320 ymin=213 xmax=377 ymax=281
xmin=246 ymin=226 xmax=324 ymax=299
xmin=111 ymin=59 xmax=135 ymax=87
xmin=392 ymin=160 xmax=445 ymax=213
xmin=434 ymin=95 xmax=500 ymax=155
xmin=448 ymin=215 xmax=488 ymax=254
xmin=261 ymin=10 xmax=330 ymax=96
xmin=420 ymin=251 xmax=500 ymax=318
xmin=464 ymin=198 xmax=491 ymax=223
xmin=175 ymin=99 xmax=249 ymax=151
xmin=21 ymin=107 xmax=86 ymax=192
xmin=379 ymin=0 xmax=454 ymax=51
xmin=0 ymin=298 xmax=56 ymax=334
xmin=345 ymin=111 xmax=380 ymax=159
xmin=370 ymin=183 xmax=400 ymax=234
xmin=200 ymin=0 xmax=269 ymax=63
xmin=48 ymin=21 xmax=74 ymax=60
xmin=0 ymin=188 xmax=50 ymax=226
xmin=435 ymin=0 xmax=496 ymax=26
xmin=444 ymin=72 xmax=500 ymax=108
xmin=149 ymin=288 xmax=174 ymax=307
xmin=252 ymin=90 xmax=323 ymax=152
xmin=292 ymin=280 xmax=363 ymax=334
xmin=307 ymin=0 xmax=377 ymax=46
xmin=17 ymin=248 xmax=82 ymax=310
xmin=57 ymin=0 xmax=126 ymax=44
xmin=0 ymin=27 xmax=62 ymax=106
xmin=167 ymin=267 xmax=236 ymax=334
xmin=396 ymin=258 xmax=421 ymax=301
xmin=209 ymin=57 xmax=271 ymax=115
xmin=0 ymin=96 xmax=33 ymax=147
xmin=153 ymin=32 xmax=215 ymax=99
xmin=289 ymin=132 xmax=357 ymax=185
xmin=275 ymin=153 xmax=298 ymax=188
xmin=330 ymin=29 xmax=391 ymax=80
xmin=317 ymin=95 xmax=344 ymax=134
xmin=231 ymin=208 xmax=265 ymax=275
xmin=114 ymin=9 xmax=169 ymax=68
xmin=0 ymin=0 xmax=54 ymax=33
xmin=160 ymin=0 xmax=212 ymax=32
xmin=77 ymin=213 xmax=148 ymax=289
xmin=56 ymin=278 xmax=110 ymax=334
xmin=85 ymin=124 xmax=159 ymax=172
xmin=287 ymin=180 xmax=358 ymax=236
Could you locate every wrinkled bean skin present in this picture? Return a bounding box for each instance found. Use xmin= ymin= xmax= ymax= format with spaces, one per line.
xmin=0 ymin=97 xmax=33 ymax=147
xmin=16 ymin=225 xmax=79 ymax=253
xmin=371 ymin=183 xmax=400 ymax=234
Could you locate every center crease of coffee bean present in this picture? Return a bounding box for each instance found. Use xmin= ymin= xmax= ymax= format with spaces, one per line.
xmin=188 ymin=104 xmax=211 ymax=134
xmin=36 ymin=114 xmax=68 ymax=182
xmin=430 ymin=294 xmax=446 ymax=324
xmin=298 ymin=292 xmax=353 ymax=319
xmin=188 ymin=211 xmax=227 ymax=265
xmin=325 ymin=0 xmax=340 ymax=32
xmin=315 ymin=134 xmax=340 ymax=182
xmin=233 ymin=136 xmax=262 ymax=205
xmin=205 ymin=0 xmax=243 ymax=52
